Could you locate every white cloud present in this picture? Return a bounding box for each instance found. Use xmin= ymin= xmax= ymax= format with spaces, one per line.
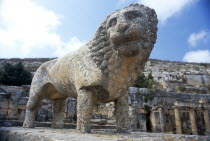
xmin=119 ymin=0 xmax=127 ymax=4
xmin=55 ymin=37 xmax=86 ymax=57
xmin=138 ymin=0 xmax=194 ymax=23
xmin=183 ymin=50 xmax=210 ymax=63
xmin=188 ymin=31 xmax=208 ymax=47
xmin=0 ymin=0 xmax=84 ymax=58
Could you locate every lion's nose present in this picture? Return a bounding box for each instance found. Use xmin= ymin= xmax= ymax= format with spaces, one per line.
xmin=118 ymin=23 xmax=129 ymax=33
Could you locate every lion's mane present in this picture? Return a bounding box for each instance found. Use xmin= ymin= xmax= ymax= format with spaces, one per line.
xmin=88 ymin=4 xmax=158 ymax=74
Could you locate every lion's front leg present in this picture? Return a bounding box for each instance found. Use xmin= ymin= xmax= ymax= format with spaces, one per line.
xmin=77 ymin=89 xmax=96 ymax=133
xmin=115 ymin=93 xmax=130 ymax=133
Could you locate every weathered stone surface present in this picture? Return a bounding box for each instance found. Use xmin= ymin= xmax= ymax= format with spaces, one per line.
xmin=129 ymin=87 xmax=139 ymax=94
xmin=185 ymin=74 xmax=205 ymax=86
xmin=139 ymin=88 xmax=149 ymax=95
xmin=21 ymin=85 xmax=30 ymax=97
xmin=0 ymin=58 xmax=53 ymax=73
xmin=9 ymin=86 xmax=22 ymax=101
xmin=128 ymin=88 xmax=210 ymax=135
xmin=23 ymin=3 xmax=158 ymax=133
xmin=1 ymin=127 xmax=210 ymax=141
xmin=144 ymin=60 xmax=210 ymax=93
xmin=91 ymin=119 xmax=108 ymax=125
xmin=0 ymin=99 xmax=9 ymax=118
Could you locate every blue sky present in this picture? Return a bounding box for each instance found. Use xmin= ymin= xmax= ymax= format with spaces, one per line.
xmin=0 ymin=0 xmax=209 ymax=63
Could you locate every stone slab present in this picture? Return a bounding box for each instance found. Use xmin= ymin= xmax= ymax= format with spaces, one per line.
xmin=0 ymin=120 xmax=116 ymax=129
xmin=1 ymin=127 xmax=210 ymax=141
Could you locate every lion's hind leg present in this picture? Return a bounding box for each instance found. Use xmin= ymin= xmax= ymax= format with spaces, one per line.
xmin=23 ymin=84 xmax=46 ymax=128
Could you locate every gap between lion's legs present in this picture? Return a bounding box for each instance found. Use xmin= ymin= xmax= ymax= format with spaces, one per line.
xmin=51 ymin=98 xmax=66 ymax=128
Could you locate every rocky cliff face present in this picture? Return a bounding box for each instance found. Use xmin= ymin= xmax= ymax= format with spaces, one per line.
xmin=0 ymin=58 xmax=210 ymax=92
xmin=0 ymin=58 xmax=53 ymax=73
xmin=144 ymin=59 xmax=210 ymax=93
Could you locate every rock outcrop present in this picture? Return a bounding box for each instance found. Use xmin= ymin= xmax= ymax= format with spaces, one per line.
xmin=144 ymin=59 xmax=210 ymax=93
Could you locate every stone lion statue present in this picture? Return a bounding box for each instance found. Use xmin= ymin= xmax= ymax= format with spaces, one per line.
xmin=23 ymin=3 xmax=158 ymax=133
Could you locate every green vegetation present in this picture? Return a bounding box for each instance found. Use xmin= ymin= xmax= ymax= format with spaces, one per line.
xmin=144 ymin=91 xmax=154 ymax=102
xmin=133 ymin=72 xmax=159 ymax=102
xmin=199 ymin=63 xmax=207 ymax=67
xmin=0 ymin=63 xmax=32 ymax=86
xmin=144 ymin=105 xmax=150 ymax=112
xmin=181 ymin=75 xmax=186 ymax=83
xmin=133 ymin=72 xmax=159 ymax=89
xmin=178 ymin=86 xmax=186 ymax=92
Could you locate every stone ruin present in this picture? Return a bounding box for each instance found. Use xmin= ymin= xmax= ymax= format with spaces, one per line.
xmin=1 ymin=85 xmax=210 ymax=137
xmin=0 ymin=85 xmax=29 ymax=121
xmin=128 ymin=87 xmax=210 ymax=136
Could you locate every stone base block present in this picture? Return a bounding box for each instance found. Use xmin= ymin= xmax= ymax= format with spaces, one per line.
xmin=206 ymin=131 xmax=210 ymax=136
xmin=1 ymin=127 xmax=210 ymax=141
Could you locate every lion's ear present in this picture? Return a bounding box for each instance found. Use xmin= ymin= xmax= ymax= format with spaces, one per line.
xmin=147 ymin=8 xmax=158 ymax=26
xmin=94 ymin=14 xmax=111 ymax=39
xmin=95 ymin=18 xmax=108 ymax=39
xmin=95 ymin=25 xmax=105 ymax=39
xmin=98 ymin=26 xmax=104 ymax=33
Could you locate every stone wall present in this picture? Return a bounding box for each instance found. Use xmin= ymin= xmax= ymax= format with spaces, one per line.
xmin=128 ymin=87 xmax=210 ymax=135
xmin=0 ymin=85 xmax=102 ymax=124
xmin=0 ymin=85 xmax=29 ymax=120
xmin=0 ymin=85 xmax=76 ymax=123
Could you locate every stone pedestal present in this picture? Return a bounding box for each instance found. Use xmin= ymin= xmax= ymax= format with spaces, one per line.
xmin=1 ymin=127 xmax=210 ymax=141
xmin=189 ymin=108 xmax=198 ymax=135
xmin=174 ymin=107 xmax=182 ymax=134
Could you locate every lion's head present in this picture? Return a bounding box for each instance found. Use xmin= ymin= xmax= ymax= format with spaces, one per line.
xmin=89 ymin=4 xmax=158 ymax=73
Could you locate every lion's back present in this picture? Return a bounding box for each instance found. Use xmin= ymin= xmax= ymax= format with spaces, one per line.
xmin=32 ymin=59 xmax=58 ymax=83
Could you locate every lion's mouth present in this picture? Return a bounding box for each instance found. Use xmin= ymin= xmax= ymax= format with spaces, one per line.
xmin=116 ymin=40 xmax=140 ymax=47
xmin=117 ymin=40 xmax=140 ymax=57
xmin=112 ymin=32 xmax=142 ymax=47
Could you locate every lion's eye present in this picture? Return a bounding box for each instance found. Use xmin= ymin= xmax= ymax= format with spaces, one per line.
xmin=109 ymin=18 xmax=117 ymax=27
xmin=125 ymin=10 xmax=143 ymax=20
